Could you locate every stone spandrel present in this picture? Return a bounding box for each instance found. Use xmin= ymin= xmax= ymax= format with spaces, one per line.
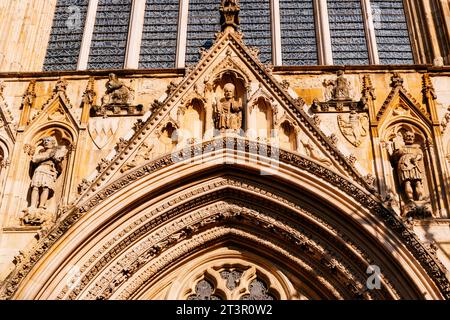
xmin=139 ymin=0 xmax=179 ymax=69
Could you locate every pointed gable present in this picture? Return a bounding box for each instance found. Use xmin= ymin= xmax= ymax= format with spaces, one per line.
xmin=376 ymin=73 xmax=432 ymax=128
xmin=76 ymin=29 xmax=375 ymax=202
xmin=25 ymin=79 xmax=80 ymax=136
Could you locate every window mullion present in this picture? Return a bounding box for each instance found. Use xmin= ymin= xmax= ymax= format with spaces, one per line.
xmin=271 ymin=0 xmax=282 ymax=66
xmin=314 ymin=0 xmax=333 ymax=65
xmin=361 ymin=0 xmax=380 ymax=64
xmin=176 ymin=0 xmax=190 ymax=68
xmin=77 ymin=0 xmax=99 ymax=70
xmin=124 ymin=0 xmax=147 ymax=69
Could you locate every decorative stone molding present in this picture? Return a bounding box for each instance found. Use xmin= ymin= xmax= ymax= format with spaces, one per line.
xmin=79 ymin=29 xmax=368 ymax=204
xmin=376 ymin=73 xmax=431 ymax=123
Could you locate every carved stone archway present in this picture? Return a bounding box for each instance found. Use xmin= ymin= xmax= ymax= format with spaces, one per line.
xmin=2 ymin=139 xmax=448 ymax=300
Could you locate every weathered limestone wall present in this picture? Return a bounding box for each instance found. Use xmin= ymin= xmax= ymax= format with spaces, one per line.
xmin=0 ymin=0 xmax=57 ymax=72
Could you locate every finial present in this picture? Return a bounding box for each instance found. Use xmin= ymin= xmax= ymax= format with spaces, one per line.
xmin=220 ymin=0 xmax=240 ymax=32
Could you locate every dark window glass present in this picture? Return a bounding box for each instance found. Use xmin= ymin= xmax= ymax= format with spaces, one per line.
xmin=186 ymin=0 xmax=220 ymax=64
xmin=327 ymin=0 xmax=369 ymax=65
xmin=87 ymin=0 xmax=132 ymax=69
xmin=186 ymin=0 xmax=272 ymax=64
xmin=43 ymin=0 xmax=89 ymax=71
xmin=280 ymin=0 xmax=317 ymax=65
xmin=240 ymin=0 xmax=272 ymax=64
xmin=371 ymin=0 xmax=414 ymax=64
xmin=139 ymin=0 xmax=179 ymax=68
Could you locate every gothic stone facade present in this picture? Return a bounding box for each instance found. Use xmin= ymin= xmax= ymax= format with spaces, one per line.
xmin=0 ymin=1 xmax=450 ymax=300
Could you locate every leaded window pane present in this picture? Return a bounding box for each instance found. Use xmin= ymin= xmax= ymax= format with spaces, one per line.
xmin=327 ymin=0 xmax=369 ymax=65
xmin=240 ymin=0 xmax=272 ymax=64
xmin=43 ymin=0 xmax=89 ymax=71
xmin=280 ymin=0 xmax=317 ymax=66
xmin=186 ymin=0 xmax=272 ymax=64
xmin=139 ymin=0 xmax=179 ymax=69
xmin=185 ymin=0 xmax=220 ymax=64
xmin=370 ymin=0 xmax=414 ymax=64
xmin=87 ymin=0 xmax=132 ymax=70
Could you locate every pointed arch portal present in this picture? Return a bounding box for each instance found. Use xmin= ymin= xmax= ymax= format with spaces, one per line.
xmin=2 ymin=138 xmax=448 ymax=300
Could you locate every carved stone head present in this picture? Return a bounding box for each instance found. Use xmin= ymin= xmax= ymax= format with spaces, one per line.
xmin=42 ymin=136 xmax=57 ymax=149
xmin=223 ymin=83 xmax=235 ymax=100
xmin=402 ymin=131 xmax=415 ymax=145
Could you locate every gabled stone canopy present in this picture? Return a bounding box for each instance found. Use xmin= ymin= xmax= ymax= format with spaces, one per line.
xmin=77 ymin=28 xmax=374 ymax=205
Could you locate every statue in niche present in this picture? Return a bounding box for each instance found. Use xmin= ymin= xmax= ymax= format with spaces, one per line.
xmin=213 ymin=83 xmax=243 ymax=131
xmin=22 ymin=136 xmax=67 ymax=226
xmin=389 ymin=130 xmax=432 ymax=218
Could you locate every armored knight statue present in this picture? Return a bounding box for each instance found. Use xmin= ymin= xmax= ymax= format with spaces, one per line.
xmin=214 ymin=83 xmax=243 ymax=131
xmin=390 ymin=130 xmax=432 ymax=217
xmin=23 ymin=136 xmax=67 ymax=225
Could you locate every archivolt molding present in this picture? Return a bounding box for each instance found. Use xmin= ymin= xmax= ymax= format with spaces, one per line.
xmin=78 ymin=137 xmax=373 ymax=211
xmin=68 ymin=196 xmax=393 ymax=300
xmin=1 ymin=137 xmax=449 ymax=299
xmin=116 ymin=228 xmax=346 ymax=300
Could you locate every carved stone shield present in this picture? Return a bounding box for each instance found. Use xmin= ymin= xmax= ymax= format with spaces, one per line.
xmin=337 ymin=112 xmax=368 ymax=147
xmin=88 ymin=117 xmax=121 ymax=149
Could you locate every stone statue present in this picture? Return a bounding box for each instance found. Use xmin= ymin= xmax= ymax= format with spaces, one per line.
xmin=23 ymin=136 xmax=67 ymax=225
xmin=220 ymin=0 xmax=240 ymax=31
xmin=333 ymin=70 xmax=350 ymax=100
xmin=389 ymin=130 xmax=432 ymax=218
xmin=323 ymin=70 xmax=351 ymax=101
xmin=392 ymin=131 xmax=424 ymax=202
xmin=214 ymin=83 xmax=242 ymax=131
xmin=101 ymin=73 xmax=132 ymax=106
xmin=91 ymin=73 xmax=142 ymax=117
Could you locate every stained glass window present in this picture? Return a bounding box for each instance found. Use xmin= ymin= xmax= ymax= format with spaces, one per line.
xmin=370 ymin=0 xmax=414 ymax=64
xmin=139 ymin=0 xmax=179 ymax=69
xmin=280 ymin=0 xmax=317 ymax=66
xmin=327 ymin=0 xmax=369 ymax=65
xmin=87 ymin=0 xmax=132 ymax=70
xmin=185 ymin=0 xmax=220 ymax=64
xmin=43 ymin=0 xmax=89 ymax=71
xmin=240 ymin=0 xmax=272 ymax=64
